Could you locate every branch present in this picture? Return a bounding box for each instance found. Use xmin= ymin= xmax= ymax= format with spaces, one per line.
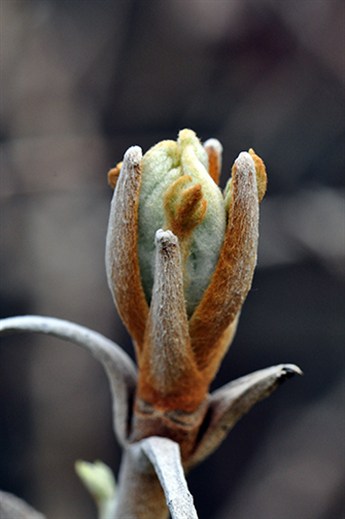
xmin=0 ymin=491 xmax=46 ymax=519
xmin=0 ymin=315 xmax=137 ymax=445
xmin=187 ymin=364 xmax=302 ymax=468
xmin=141 ymin=436 xmax=199 ymax=519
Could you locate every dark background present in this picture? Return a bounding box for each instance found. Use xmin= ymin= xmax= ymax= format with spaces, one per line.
xmin=1 ymin=1 xmax=344 ymax=518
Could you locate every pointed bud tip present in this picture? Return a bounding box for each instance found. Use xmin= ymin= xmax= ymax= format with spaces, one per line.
xmin=204 ymin=138 xmax=223 ymax=153
xmin=75 ymin=459 xmax=116 ymax=500
xmin=280 ymin=363 xmax=303 ymax=379
xmin=123 ymin=146 xmax=142 ymax=166
xmin=235 ymin=151 xmax=256 ymax=175
xmin=155 ymin=228 xmax=178 ymax=248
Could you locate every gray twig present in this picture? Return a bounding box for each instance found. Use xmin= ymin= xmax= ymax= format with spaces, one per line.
xmin=0 ymin=491 xmax=46 ymax=519
xmin=188 ymin=363 xmax=302 ymax=468
xmin=0 ymin=315 xmax=137 ymax=445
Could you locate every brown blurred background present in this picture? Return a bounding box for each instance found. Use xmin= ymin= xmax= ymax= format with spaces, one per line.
xmin=1 ymin=1 xmax=344 ymax=518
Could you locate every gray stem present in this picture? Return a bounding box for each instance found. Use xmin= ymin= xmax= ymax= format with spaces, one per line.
xmin=0 ymin=491 xmax=46 ymax=519
xmin=187 ymin=363 xmax=302 ymax=468
xmin=115 ymin=437 xmax=198 ymax=519
xmin=141 ymin=437 xmax=199 ymax=519
xmin=0 ymin=315 xmax=137 ymax=445
xmin=114 ymin=444 xmax=168 ymax=519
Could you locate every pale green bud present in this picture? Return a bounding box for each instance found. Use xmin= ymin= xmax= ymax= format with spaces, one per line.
xmin=75 ymin=460 xmax=116 ymax=503
xmin=138 ymin=129 xmax=226 ymax=316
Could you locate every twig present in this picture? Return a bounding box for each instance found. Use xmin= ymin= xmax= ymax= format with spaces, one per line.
xmin=0 ymin=315 xmax=137 ymax=445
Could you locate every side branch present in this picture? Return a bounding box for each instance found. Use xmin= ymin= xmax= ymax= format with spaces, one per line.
xmin=0 ymin=491 xmax=46 ymax=519
xmin=187 ymin=363 xmax=302 ymax=468
xmin=0 ymin=315 xmax=137 ymax=445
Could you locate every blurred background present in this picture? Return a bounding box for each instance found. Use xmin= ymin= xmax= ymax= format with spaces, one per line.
xmin=1 ymin=0 xmax=344 ymax=518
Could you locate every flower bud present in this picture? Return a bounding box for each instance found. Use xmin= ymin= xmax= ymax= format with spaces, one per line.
xmin=106 ymin=129 xmax=267 ymax=411
xmin=138 ymin=129 xmax=226 ymax=316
